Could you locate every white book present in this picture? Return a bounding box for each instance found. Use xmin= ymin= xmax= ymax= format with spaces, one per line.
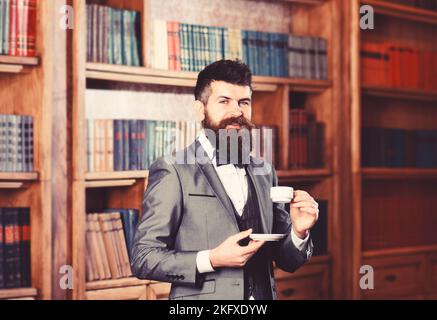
xmin=152 ymin=20 xmax=168 ymax=70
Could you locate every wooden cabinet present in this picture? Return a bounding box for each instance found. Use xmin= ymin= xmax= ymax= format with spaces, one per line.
xmin=362 ymin=254 xmax=426 ymax=299
xmin=275 ymin=259 xmax=330 ymax=300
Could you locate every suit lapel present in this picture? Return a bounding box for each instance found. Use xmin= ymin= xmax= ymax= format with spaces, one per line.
xmin=247 ymin=160 xmax=273 ymax=234
xmin=192 ymin=141 xmax=239 ymax=231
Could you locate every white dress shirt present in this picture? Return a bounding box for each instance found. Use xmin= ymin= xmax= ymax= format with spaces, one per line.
xmin=196 ymin=131 xmax=310 ymax=274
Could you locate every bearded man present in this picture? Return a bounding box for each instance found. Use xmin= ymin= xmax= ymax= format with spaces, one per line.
xmin=131 ymin=60 xmax=318 ymax=300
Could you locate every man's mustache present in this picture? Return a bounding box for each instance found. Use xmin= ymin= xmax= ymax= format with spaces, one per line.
xmin=218 ymin=116 xmax=256 ymax=130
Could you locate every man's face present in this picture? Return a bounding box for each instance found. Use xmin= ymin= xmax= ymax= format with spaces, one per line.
xmin=199 ymin=81 xmax=253 ymax=131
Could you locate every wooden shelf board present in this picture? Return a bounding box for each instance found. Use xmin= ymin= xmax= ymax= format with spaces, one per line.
xmin=362 ymin=85 xmax=437 ymax=102
xmin=0 ymin=172 xmax=38 ymax=181
xmin=85 ymin=179 xmax=137 ymax=188
xmin=0 ymin=64 xmax=24 ymax=73
xmin=362 ymin=0 xmax=437 ymax=24
xmin=0 ymin=55 xmax=39 ymax=66
xmin=86 ymin=277 xmax=150 ymax=291
xmin=363 ymin=244 xmax=437 ymax=259
xmin=0 ymin=287 xmax=38 ymax=299
xmin=86 ymin=63 xmax=331 ymax=93
xmin=85 ymin=171 xmax=149 ymax=181
xmin=362 ymin=168 xmax=437 ymax=180
xmin=276 ymin=168 xmax=331 ymax=181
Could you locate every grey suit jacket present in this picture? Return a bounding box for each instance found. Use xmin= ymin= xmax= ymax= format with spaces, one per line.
xmin=131 ymin=140 xmax=313 ymax=300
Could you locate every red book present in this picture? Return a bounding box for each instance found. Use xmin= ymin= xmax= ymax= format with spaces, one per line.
xmin=388 ymin=45 xmax=401 ymax=87
xmin=174 ymin=22 xmax=181 ymax=71
xmin=409 ymin=49 xmax=420 ymax=89
xmin=26 ymin=0 xmax=38 ymax=57
xmin=379 ymin=43 xmax=390 ymax=86
xmin=14 ymin=0 xmax=37 ymax=57
xmin=9 ymin=0 xmax=18 ymax=56
xmin=167 ymin=21 xmax=174 ymax=70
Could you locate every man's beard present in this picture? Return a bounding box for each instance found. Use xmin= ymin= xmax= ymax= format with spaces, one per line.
xmin=202 ymin=111 xmax=256 ymax=165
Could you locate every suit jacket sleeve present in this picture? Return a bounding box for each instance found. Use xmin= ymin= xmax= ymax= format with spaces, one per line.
xmin=271 ymin=166 xmax=314 ymax=273
xmin=130 ymin=158 xmax=199 ymax=286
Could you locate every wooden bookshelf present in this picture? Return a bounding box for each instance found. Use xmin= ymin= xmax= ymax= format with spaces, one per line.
xmin=0 ymin=288 xmax=38 ymax=300
xmin=0 ymin=0 xmax=62 ymax=300
xmin=346 ymin=0 xmax=437 ymax=299
xmin=69 ymin=0 xmax=344 ymax=300
xmin=362 ymin=85 xmax=437 ymax=102
xmin=0 ymin=56 xmax=39 ymax=74
xmin=276 ymin=168 xmax=332 ymax=181
xmin=362 ymin=168 xmax=437 ymax=180
xmin=86 ymin=63 xmax=331 ymax=93
xmin=362 ymin=0 xmax=437 ymax=25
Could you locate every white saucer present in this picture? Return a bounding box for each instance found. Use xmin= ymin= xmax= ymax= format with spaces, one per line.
xmin=249 ymin=233 xmax=287 ymax=241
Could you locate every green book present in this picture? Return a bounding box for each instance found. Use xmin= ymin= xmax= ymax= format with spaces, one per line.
xmin=130 ymin=11 xmax=140 ymax=66
xmin=122 ymin=10 xmax=132 ymax=66
xmin=0 ymin=0 xmax=4 ymax=54
xmin=113 ymin=9 xmax=122 ymax=65
xmin=4 ymin=0 xmax=10 ymax=54
xmin=107 ymin=7 xmax=113 ymax=64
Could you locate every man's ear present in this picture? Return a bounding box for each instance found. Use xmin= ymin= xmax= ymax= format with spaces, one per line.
xmin=194 ymin=100 xmax=205 ymax=122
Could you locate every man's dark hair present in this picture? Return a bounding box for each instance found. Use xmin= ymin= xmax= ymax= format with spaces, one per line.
xmin=194 ymin=59 xmax=252 ymax=104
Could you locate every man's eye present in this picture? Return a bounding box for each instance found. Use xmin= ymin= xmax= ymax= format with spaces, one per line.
xmin=220 ymin=100 xmax=228 ymax=104
xmin=240 ymin=101 xmax=250 ymax=106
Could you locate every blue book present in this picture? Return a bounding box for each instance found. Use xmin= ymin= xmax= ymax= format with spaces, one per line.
xmin=416 ymin=130 xmax=437 ymax=168
xmin=242 ymin=30 xmax=249 ymax=67
xmin=280 ymin=33 xmax=289 ymax=77
xmin=129 ymin=120 xmax=138 ymax=170
xmin=113 ymin=120 xmax=123 ymax=171
xmin=147 ymin=120 xmax=156 ymax=169
xmin=130 ymin=11 xmax=140 ymax=66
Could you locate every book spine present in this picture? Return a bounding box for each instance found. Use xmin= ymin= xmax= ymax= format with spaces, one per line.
xmin=0 ymin=0 xmax=4 ymax=54
xmin=25 ymin=0 xmax=36 ymax=57
xmin=19 ymin=208 xmax=30 ymax=287
xmin=129 ymin=120 xmax=137 ymax=170
xmin=16 ymin=115 xmax=23 ymax=172
xmin=26 ymin=115 xmax=33 ymax=172
xmin=113 ymin=119 xmax=122 ymax=171
xmin=130 ymin=11 xmax=140 ymax=66
xmin=0 ymin=115 xmax=3 ymax=172
xmin=3 ymin=208 xmax=21 ymax=288
xmin=11 ymin=115 xmax=17 ymax=172
xmin=123 ymin=120 xmax=130 ymax=171
xmin=0 ymin=209 xmax=4 ymax=288
xmin=86 ymin=4 xmax=91 ymax=62
xmin=122 ymin=10 xmax=131 ymax=66
xmin=167 ymin=21 xmax=174 ymax=70
xmin=3 ymin=0 xmax=10 ymax=54
xmin=101 ymin=6 xmax=108 ymax=63
xmin=179 ymin=23 xmax=188 ymax=71
xmin=173 ymin=22 xmax=181 ymax=71
xmin=8 ymin=0 xmax=17 ymax=55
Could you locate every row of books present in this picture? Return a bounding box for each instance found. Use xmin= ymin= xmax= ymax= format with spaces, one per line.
xmin=152 ymin=20 xmax=328 ymax=79
xmin=0 ymin=114 xmax=34 ymax=173
xmin=362 ymin=128 xmax=437 ymax=168
xmin=86 ymin=209 xmax=138 ymax=281
xmin=86 ymin=4 xmax=141 ymax=66
xmin=0 ymin=0 xmax=37 ymax=56
xmin=388 ymin=0 xmax=437 ymax=10
xmin=361 ymin=42 xmax=437 ymax=90
xmin=86 ymin=119 xmax=201 ymax=172
xmin=289 ymin=109 xmax=325 ymax=169
xmin=0 ymin=207 xmax=30 ymax=289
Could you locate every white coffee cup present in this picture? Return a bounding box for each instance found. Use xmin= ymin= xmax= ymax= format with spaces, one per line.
xmin=270 ymin=186 xmax=294 ymax=203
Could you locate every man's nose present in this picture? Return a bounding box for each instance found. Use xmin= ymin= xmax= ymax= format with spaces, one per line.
xmin=229 ymin=100 xmax=243 ymax=117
